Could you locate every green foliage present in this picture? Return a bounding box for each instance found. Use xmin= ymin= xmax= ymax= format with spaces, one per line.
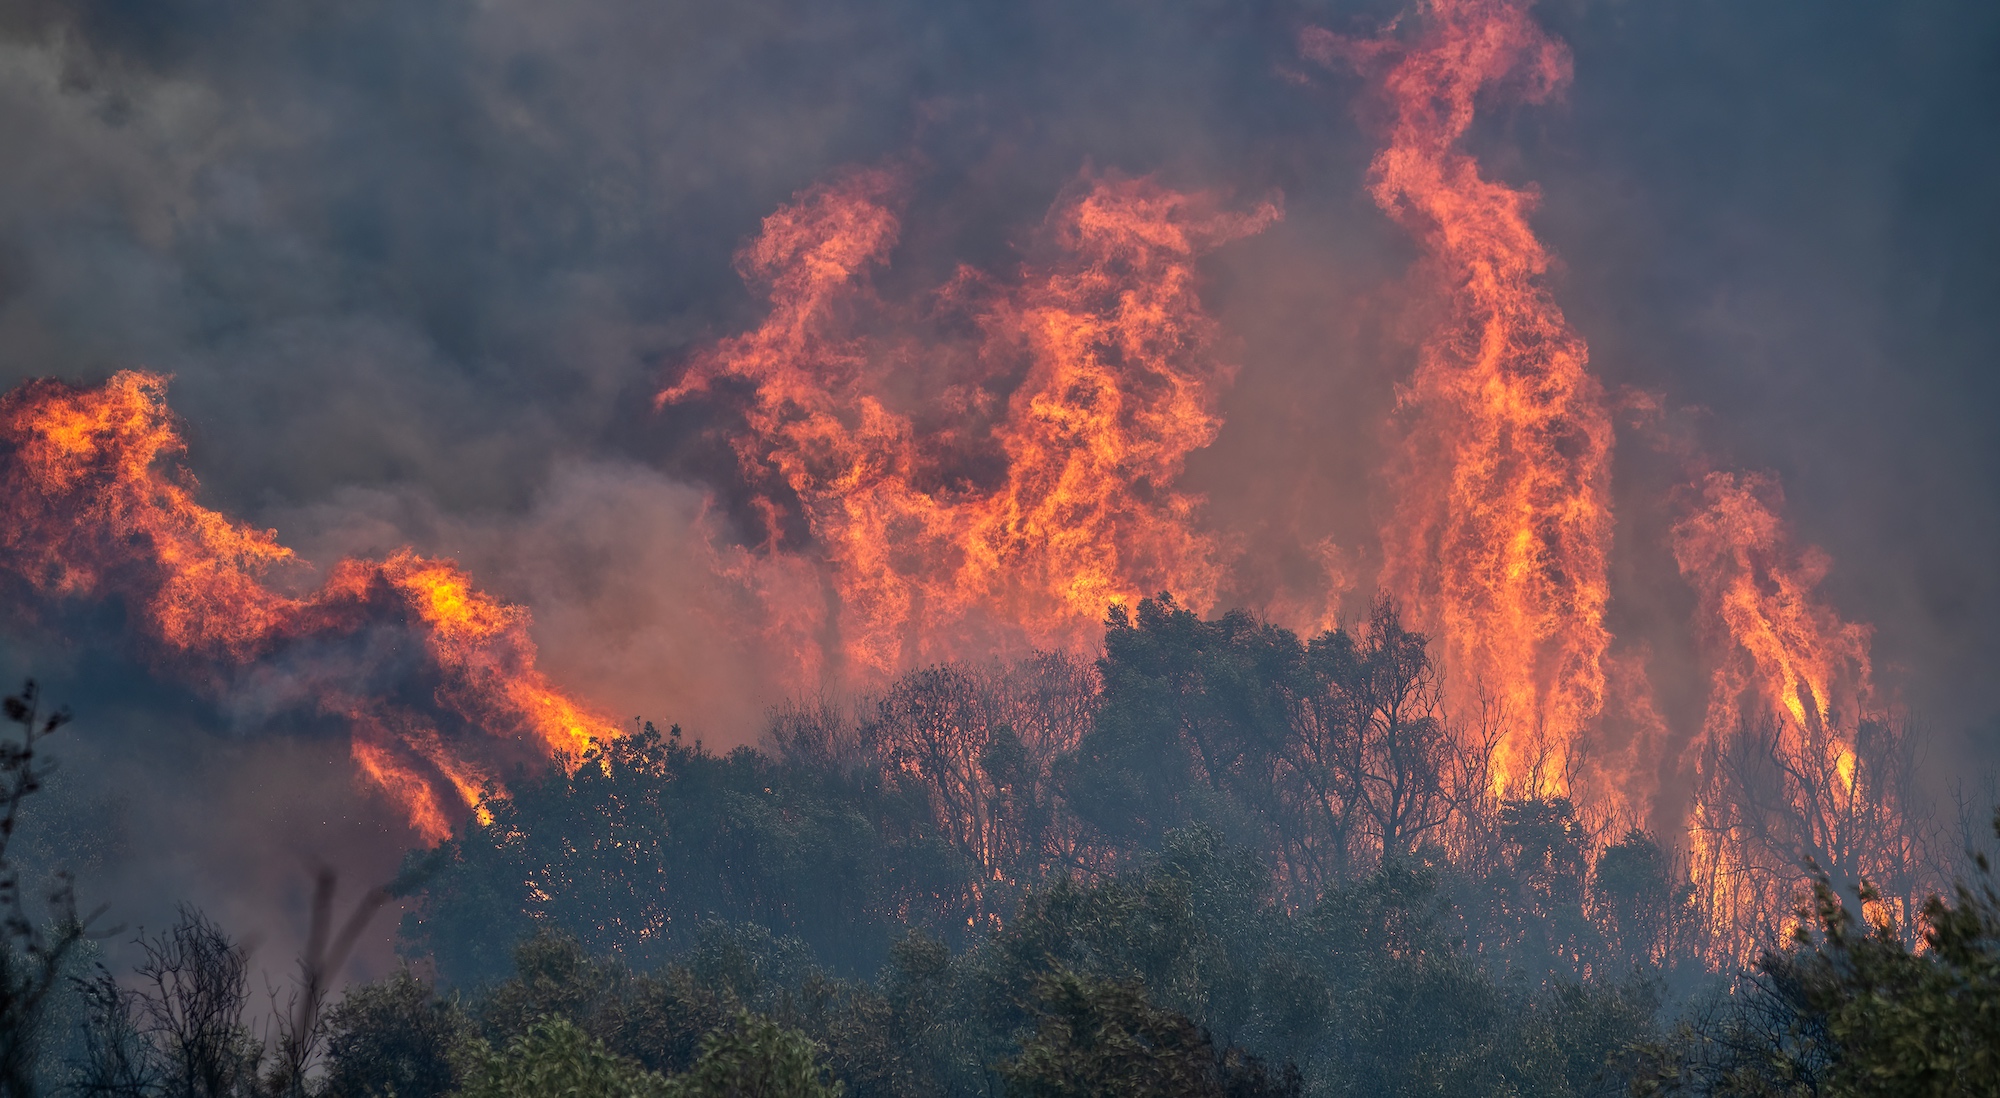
xmin=957 ymin=830 xmax=1648 ymax=1098
xmin=66 ymin=598 xmax=2000 ymax=1097
xmin=664 ymin=1012 xmax=842 ymax=1098
xmin=958 ymin=827 xmax=1278 ymax=1059
xmin=1073 ymin=596 xmax=1307 ymax=858
xmin=457 ymin=1016 xmax=670 ymax=1098
xmin=320 ymin=970 xmax=475 ymax=1098
xmin=28 ymin=588 xmax=2000 ymax=1098
xmin=1629 ymin=817 xmax=2000 ymax=1097
xmin=397 ymin=596 xmax=1692 ymax=1005
xmin=1476 ymin=796 xmax=1598 ymax=980
xmin=1780 ymin=869 xmax=2000 ymax=1096
xmin=1594 ymin=830 xmax=1704 ymax=972
xmin=395 ymin=922 xmax=918 ymax=1095
xmin=308 ymin=825 xmax=1660 ymax=1097
xmin=1774 ymin=862 xmax=2000 ymax=1096
xmin=1074 ymin=596 xmax=1481 ymax=901
xmin=397 ymin=723 xmax=972 ymax=985
xmin=372 ymin=598 xmax=1715 ymax=1097
xmin=999 ymin=970 xmax=1296 ymax=1098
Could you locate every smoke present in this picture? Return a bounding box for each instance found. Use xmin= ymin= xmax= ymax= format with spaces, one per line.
xmin=1526 ymin=0 xmax=2000 ymax=800
xmin=1 ymin=0 xmax=1998 ymax=979
xmin=273 ymin=460 xmax=793 ymax=741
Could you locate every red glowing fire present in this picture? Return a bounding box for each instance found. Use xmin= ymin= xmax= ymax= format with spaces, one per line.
xmin=662 ymin=169 xmax=1277 ymax=686
xmin=0 ymin=372 xmax=618 ymax=841
xmin=0 ymin=0 xmax=1911 ymax=946
xmin=1304 ymin=0 xmax=1616 ymax=807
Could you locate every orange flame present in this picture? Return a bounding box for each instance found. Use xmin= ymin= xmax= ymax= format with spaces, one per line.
xmin=1673 ymin=471 xmax=1874 ymax=745
xmin=1673 ymin=471 xmax=1895 ymax=952
xmin=1307 ymin=0 xmax=1615 ymax=801
xmin=665 ymin=170 xmax=1276 ymax=685
xmin=0 ymin=371 xmax=618 ymax=841
xmin=2 ymin=372 xmax=301 ymax=659
xmin=0 ymin=4 xmax=1913 ymax=954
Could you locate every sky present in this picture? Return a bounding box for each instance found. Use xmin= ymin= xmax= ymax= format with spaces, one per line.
xmin=2 ymin=0 xmax=1997 ymax=979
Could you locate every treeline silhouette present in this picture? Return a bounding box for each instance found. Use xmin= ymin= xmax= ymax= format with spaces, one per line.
xmin=404 ymin=597 xmax=1710 ymax=990
xmin=5 ymin=599 xmax=1999 ymax=1096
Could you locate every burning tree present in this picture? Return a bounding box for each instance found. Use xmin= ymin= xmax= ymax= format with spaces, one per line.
xmin=1675 ymin=471 xmax=1939 ymax=956
xmin=1306 ymin=0 xmax=1618 ymax=813
xmin=852 ymin=652 xmax=1100 ymax=912
xmin=1689 ymin=713 xmax=1937 ymax=955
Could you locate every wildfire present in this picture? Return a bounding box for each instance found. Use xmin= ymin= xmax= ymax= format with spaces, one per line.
xmin=664 ymin=170 xmax=1276 ymax=686
xmin=1305 ymin=0 xmax=1615 ymax=802
xmin=1673 ymin=470 xmax=1905 ymax=950
xmin=1300 ymin=1 xmax=1918 ymax=953
xmin=0 ymin=0 xmax=1923 ymax=957
xmin=0 ymin=371 xmax=618 ymax=841
xmin=1673 ymin=471 xmax=1874 ymax=747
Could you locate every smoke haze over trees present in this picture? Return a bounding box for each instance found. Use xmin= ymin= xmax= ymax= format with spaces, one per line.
xmin=0 ymin=0 xmax=1998 ymax=1092
xmin=11 ymin=610 xmax=1998 ymax=1094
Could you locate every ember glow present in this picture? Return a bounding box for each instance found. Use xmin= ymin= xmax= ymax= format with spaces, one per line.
xmin=0 ymin=372 xmax=618 ymax=840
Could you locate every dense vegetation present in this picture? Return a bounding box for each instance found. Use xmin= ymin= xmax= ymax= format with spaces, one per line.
xmin=6 ymin=599 xmax=1998 ymax=1096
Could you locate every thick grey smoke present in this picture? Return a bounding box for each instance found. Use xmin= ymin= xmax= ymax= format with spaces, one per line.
xmin=0 ymin=0 xmax=1996 ymax=982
